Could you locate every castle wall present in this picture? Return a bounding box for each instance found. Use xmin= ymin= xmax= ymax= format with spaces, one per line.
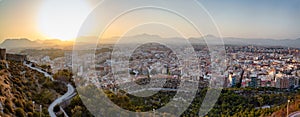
xmin=0 ymin=48 xmax=6 ymax=60
xmin=6 ymin=53 xmax=27 ymax=62
xmin=0 ymin=48 xmax=27 ymax=62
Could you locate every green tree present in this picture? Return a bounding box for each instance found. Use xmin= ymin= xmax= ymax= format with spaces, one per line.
xmin=27 ymin=112 xmax=34 ymax=117
xmin=71 ymin=106 xmax=83 ymax=116
xmin=4 ymin=99 xmax=14 ymax=114
xmin=53 ymin=69 xmax=73 ymax=82
xmin=15 ymin=108 xmax=26 ymax=117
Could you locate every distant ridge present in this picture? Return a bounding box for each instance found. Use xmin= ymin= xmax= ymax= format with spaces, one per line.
xmin=188 ymin=35 xmax=300 ymax=48
xmin=0 ymin=35 xmax=299 ymax=49
xmin=0 ymin=38 xmax=73 ymax=49
xmin=0 ymin=38 xmax=39 ymax=48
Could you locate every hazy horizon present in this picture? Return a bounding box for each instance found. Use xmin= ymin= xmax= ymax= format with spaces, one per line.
xmin=1 ymin=33 xmax=299 ymax=49
xmin=1 ymin=33 xmax=300 ymax=42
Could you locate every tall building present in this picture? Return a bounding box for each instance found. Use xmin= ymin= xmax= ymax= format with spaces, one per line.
xmin=250 ymin=74 xmax=258 ymax=88
xmin=275 ymin=77 xmax=290 ymax=89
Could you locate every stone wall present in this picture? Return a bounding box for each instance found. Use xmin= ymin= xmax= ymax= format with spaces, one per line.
xmin=6 ymin=53 xmax=27 ymax=62
xmin=0 ymin=48 xmax=27 ymax=62
xmin=0 ymin=48 xmax=6 ymax=60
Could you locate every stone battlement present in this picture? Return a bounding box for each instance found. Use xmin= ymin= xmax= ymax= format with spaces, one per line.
xmin=0 ymin=48 xmax=6 ymax=60
xmin=0 ymin=48 xmax=27 ymax=62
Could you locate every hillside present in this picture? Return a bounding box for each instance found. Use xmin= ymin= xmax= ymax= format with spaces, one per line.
xmin=0 ymin=60 xmax=66 ymax=117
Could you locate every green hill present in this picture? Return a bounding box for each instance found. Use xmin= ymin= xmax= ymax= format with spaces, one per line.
xmin=0 ymin=60 xmax=66 ymax=117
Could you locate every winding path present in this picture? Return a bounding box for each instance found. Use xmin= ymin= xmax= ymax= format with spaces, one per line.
xmin=289 ymin=111 xmax=300 ymax=117
xmin=24 ymin=62 xmax=54 ymax=81
xmin=48 ymin=84 xmax=75 ymax=117
xmin=24 ymin=62 xmax=75 ymax=117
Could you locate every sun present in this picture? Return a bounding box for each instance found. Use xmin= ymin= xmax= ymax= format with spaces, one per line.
xmin=37 ymin=0 xmax=91 ymax=41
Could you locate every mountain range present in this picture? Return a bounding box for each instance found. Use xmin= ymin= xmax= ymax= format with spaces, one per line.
xmin=190 ymin=35 xmax=300 ymax=48
xmin=99 ymin=34 xmax=300 ymax=48
xmin=0 ymin=38 xmax=73 ymax=49
xmin=0 ymin=35 xmax=299 ymax=49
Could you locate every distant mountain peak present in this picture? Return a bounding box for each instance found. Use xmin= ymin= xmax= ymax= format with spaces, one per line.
xmin=0 ymin=38 xmax=73 ymax=49
xmin=0 ymin=38 xmax=37 ymax=48
xmin=204 ymin=34 xmax=217 ymax=38
xmin=132 ymin=33 xmax=161 ymax=38
xmin=4 ymin=38 xmax=32 ymax=41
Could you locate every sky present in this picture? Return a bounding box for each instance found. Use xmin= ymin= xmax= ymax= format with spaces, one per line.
xmin=0 ymin=0 xmax=299 ymax=42
xmin=199 ymin=0 xmax=300 ymax=39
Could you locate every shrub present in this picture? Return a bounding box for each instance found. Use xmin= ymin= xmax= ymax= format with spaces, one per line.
xmin=33 ymin=112 xmax=40 ymax=117
xmin=27 ymin=112 xmax=33 ymax=117
xmin=4 ymin=99 xmax=14 ymax=114
xmin=15 ymin=108 xmax=26 ymax=117
xmin=53 ymin=69 xmax=73 ymax=82
xmin=24 ymin=101 xmax=34 ymax=112
xmin=14 ymin=99 xmax=24 ymax=108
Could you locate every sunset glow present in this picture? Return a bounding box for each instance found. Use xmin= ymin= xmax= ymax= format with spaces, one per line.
xmin=37 ymin=0 xmax=91 ymax=41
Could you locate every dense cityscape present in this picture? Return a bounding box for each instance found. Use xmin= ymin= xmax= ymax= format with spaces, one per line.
xmin=12 ymin=44 xmax=298 ymax=116
xmin=27 ymin=44 xmax=300 ymax=90
xmin=23 ymin=45 xmax=300 ymax=91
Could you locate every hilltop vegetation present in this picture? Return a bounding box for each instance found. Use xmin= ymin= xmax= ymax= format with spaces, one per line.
xmin=0 ymin=60 xmax=66 ymax=117
xmin=63 ymin=84 xmax=296 ymax=117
